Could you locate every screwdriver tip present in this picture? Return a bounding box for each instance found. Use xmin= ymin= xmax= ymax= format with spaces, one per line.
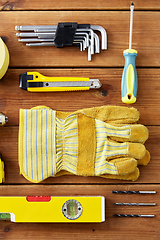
xmin=131 ymin=2 xmax=134 ymax=9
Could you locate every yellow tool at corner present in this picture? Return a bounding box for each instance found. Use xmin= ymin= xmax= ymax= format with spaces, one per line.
xmin=0 ymin=38 xmax=9 ymax=80
xmin=0 ymin=196 xmax=105 ymax=223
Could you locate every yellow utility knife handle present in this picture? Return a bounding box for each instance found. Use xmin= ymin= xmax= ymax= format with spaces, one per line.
xmin=19 ymin=72 xmax=90 ymax=92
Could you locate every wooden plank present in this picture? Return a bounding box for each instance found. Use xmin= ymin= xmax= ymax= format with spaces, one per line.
xmin=0 ymin=185 xmax=159 ymax=240
xmin=0 ymin=125 xmax=157 ymax=184
xmin=1 ymin=11 xmax=160 ymax=67
xmin=0 ymin=2 xmax=159 ymax=240
xmin=0 ymin=68 xmax=160 ymax=126
xmin=1 ymin=0 xmax=160 ymax=10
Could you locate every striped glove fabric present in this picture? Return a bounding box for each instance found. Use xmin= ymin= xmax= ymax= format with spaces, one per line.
xmin=18 ymin=105 xmax=150 ymax=183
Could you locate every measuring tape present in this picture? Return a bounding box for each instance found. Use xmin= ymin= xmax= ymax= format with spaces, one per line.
xmin=0 ymin=196 xmax=105 ymax=223
xmin=0 ymin=38 xmax=9 ymax=80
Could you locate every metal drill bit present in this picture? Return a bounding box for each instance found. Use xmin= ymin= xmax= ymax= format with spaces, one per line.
xmin=113 ymin=214 xmax=155 ymax=218
xmin=114 ymin=203 xmax=156 ymax=206
xmin=112 ymin=191 xmax=156 ymax=194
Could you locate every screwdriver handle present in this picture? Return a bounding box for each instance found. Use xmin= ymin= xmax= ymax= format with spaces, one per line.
xmin=121 ymin=49 xmax=138 ymax=104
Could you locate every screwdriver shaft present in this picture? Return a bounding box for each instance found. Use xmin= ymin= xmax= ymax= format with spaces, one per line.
xmin=129 ymin=2 xmax=134 ymax=49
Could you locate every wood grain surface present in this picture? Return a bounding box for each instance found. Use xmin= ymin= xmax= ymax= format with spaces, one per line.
xmin=0 ymin=0 xmax=160 ymax=10
xmin=0 ymin=68 xmax=160 ymax=126
xmin=0 ymin=11 xmax=160 ymax=67
xmin=0 ymin=185 xmax=159 ymax=240
xmin=0 ymin=1 xmax=160 ymax=239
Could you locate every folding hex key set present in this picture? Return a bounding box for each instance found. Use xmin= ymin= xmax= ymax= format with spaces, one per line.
xmin=15 ymin=22 xmax=107 ymax=61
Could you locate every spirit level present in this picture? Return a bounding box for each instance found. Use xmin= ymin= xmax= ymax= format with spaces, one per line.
xmin=0 ymin=196 xmax=105 ymax=223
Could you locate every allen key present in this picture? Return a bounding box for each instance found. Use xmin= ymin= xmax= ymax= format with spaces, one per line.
xmin=94 ymin=33 xmax=100 ymax=53
xmin=15 ymin=22 xmax=107 ymax=61
xmin=91 ymin=25 xmax=107 ymax=50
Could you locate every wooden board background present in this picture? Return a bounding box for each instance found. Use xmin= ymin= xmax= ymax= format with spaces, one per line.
xmin=0 ymin=0 xmax=160 ymax=239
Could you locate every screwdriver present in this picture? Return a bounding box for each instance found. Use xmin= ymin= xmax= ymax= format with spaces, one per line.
xmin=121 ymin=2 xmax=138 ymax=104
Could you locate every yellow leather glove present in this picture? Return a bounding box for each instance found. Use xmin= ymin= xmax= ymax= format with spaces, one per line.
xmin=19 ymin=105 xmax=149 ymax=183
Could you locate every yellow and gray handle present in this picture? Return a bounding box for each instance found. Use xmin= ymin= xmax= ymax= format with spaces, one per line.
xmin=19 ymin=72 xmax=102 ymax=92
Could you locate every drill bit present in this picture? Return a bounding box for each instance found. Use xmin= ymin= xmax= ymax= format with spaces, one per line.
xmin=112 ymin=191 xmax=156 ymax=194
xmin=113 ymin=214 xmax=155 ymax=218
xmin=114 ymin=203 xmax=156 ymax=206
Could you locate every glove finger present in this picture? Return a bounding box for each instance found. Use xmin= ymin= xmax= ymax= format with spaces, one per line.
xmin=109 ymin=124 xmax=149 ymax=144
xmin=105 ymin=138 xmax=146 ymax=160
xmin=137 ymin=150 xmax=150 ymax=166
xmin=109 ymin=157 xmax=137 ymax=175
xmin=128 ymin=142 xmax=146 ymax=159
xmin=80 ymin=105 xmax=139 ymax=124
xmin=101 ymin=167 xmax=139 ymax=181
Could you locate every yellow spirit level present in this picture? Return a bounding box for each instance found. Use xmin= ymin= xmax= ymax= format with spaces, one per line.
xmin=19 ymin=72 xmax=102 ymax=92
xmin=0 ymin=196 xmax=105 ymax=223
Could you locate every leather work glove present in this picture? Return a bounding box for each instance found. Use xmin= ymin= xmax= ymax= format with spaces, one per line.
xmin=19 ymin=105 xmax=150 ymax=183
